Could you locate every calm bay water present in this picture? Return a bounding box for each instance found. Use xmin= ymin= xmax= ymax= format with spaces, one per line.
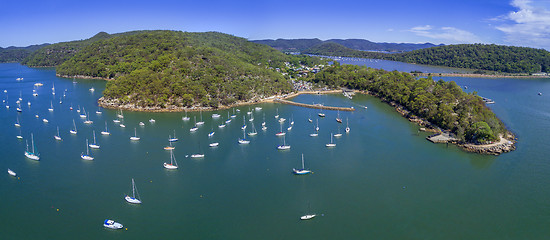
xmin=1 ymin=62 xmax=550 ymax=239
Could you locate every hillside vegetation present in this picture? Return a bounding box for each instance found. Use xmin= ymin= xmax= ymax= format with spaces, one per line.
xmin=55 ymin=30 xmax=323 ymax=108
xmin=304 ymin=42 xmax=550 ymax=74
xmin=310 ymin=63 xmax=507 ymax=142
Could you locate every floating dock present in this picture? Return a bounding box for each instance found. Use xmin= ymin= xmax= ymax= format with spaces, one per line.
xmin=274 ymin=99 xmax=355 ymax=111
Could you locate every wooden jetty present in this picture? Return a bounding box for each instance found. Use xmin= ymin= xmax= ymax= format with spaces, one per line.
xmin=274 ymin=99 xmax=355 ymax=112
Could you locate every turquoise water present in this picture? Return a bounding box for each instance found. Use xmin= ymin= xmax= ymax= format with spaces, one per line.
xmin=1 ymin=62 xmax=550 ymax=239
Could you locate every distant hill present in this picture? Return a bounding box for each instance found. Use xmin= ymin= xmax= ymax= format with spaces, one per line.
xmin=0 ymin=44 xmax=50 ymax=63
xmin=252 ymin=38 xmax=440 ymax=53
xmin=21 ymin=31 xmax=149 ymax=67
xmin=302 ymin=42 xmax=550 ymax=74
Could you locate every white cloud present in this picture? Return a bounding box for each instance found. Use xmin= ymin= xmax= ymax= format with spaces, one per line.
xmin=408 ymin=25 xmax=480 ymax=44
xmin=495 ymin=0 xmax=550 ymax=49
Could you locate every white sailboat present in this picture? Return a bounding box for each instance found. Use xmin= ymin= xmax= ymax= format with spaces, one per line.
xmin=14 ymin=116 xmax=21 ymax=127
xmin=209 ymin=142 xmax=219 ymax=147
xmin=81 ymin=139 xmax=94 ymax=160
xmin=79 ymin=107 xmax=87 ymax=118
xmin=101 ymin=121 xmax=110 ymax=135
xmin=196 ymin=110 xmax=204 ymax=125
xmin=164 ymin=136 xmax=175 ymax=150
xmin=334 ymin=126 xmax=343 ymax=137
xmin=274 ymin=108 xmax=279 ymax=119
xmin=54 ymin=126 xmax=62 ymax=141
xmin=130 ymin=128 xmax=140 ymax=141
xmin=16 ymin=128 xmax=23 ymax=139
xmin=70 ymin=119 xmax=77 ymax=134
xmin=89 ymin=130 xmax=100 ymax=149
xmin=238 ymin=130 xmax=250 ymax=144
xmin=275 ymin=123 xmax=286 ymax=136
xmin=212 ymin=113 xmax=221 ymax=118
xmin=125 ymin=178 xmax=142 ymax=204
xmin=8 ymin=168 xmax=16 ymax=177
xmin=310 ymin=119 xmax=319 ymax=137
xmin=182 ymin=110 xmax=190 ymax=121
xmin=293 ymin=154 xmax=311 ymax=175
xmin=96 ymin=107 xmax=102 ymax=114
xmin=345 ymin=117 xmax=350 ymax=133
xmin=300 ymin=203 xmax=316 ymax=220
xmin=164 ymin=149 xmax=178 ymax=169
xmin=117 ymin=109 xmax=124 ymax=119
xmin=168 ymin=130 xmax=178 ymax=142
xmin=248 ymin=122 xmax=258 ymax=136
xmin=225 ymin=111 xmax=232 ymax=123
xmin=190 ymin=116 xmax=198 ymax=132
xmin=84 ymin=113 xmax=93 ymax=124
xmin=336 ymin=110 xmax=342 ymax=123
xmin=326 ymin=133 xmax=336 ymax=147
xmin=277 ymin=135 xmax=291 ymax=150
xmin=24 ymin=133 xmax=40 ymax=161
xmin=231 ymin=108 xmax=237 ymax=118
xmin=241 ymin=116 xmax=247 ymax=130
xmin=48 ymin=101 xmax=54 ymax=112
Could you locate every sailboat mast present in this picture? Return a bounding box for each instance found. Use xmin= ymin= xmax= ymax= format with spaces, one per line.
xmin=302 ymin=154 xmax=305 ymax=169
xmin=31 ymin=133 xmax=35 ymax=153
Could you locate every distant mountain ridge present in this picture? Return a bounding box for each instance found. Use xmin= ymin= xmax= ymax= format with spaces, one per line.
xmin=0 ymin=44 xmax=50 ymax=63
xmin=252 ymin=38 xmax=441 ymax=52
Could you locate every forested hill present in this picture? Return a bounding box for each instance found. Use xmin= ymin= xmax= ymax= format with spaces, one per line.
xmin=55 ymin=30 xmax=322 ymax=109
xmin=0 ymin=44 xmax=49 ymax=63
xmin=253 ymin=38 xmax=439 ymax=52
xmin=304 ymin=42 xmax=550 ymax=74
xmin=309 ymin=63 xmax=508 ymax=143
xmin=394 ymin=44 xmax=550 ymax=73
xmin=21 ymin=31 xmax=149 ymax=67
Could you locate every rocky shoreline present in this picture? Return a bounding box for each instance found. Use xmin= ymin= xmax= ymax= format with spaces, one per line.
xmin=355 ymin=89 xmax=517 ymax=155
xmin=57 ymin=74 xmax=114 ymax=81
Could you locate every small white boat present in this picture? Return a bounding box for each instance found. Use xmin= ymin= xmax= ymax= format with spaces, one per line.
xmin=196 ymin=111 xmax=204 ymax=125
xmin=116 ymin=109 xmax=124 ymax=119
xmin=318 ymin=113 xmax=325 ymax=117
xmin=168 ymin=130 xmax=178 ymax=142
xmin=103 ymin=219 xmax=123 ymax=229
xmin=164 ymin=150 xmax=178 ymax=169
xmin=70 ymin=119 xmax=78 ymax=135
xmin=189 ymin=126 xmax=198 ymax=132
xmin=219 ymin=123 xmax=226 ymax=128
xmin=89 ymin=87 xmax=95 ymax=92
xmin=101 ymin=121 xmax=110 ymax=135
xmin=14 ymin=117 xmax=21 ymax=127
xmin=48 ymin=101 xmax=54 ymax=112
xmin=96 ymin=108 xmax=102 ymax=114
xmin=334 ymin=133 xmax=343 ymax=137
xmin=326 ymin=133 xmax=336 ymax=147
xmin=277 ymin=135 xmax=290 ymax=150
xmin=149 ymin=118 xmax=155 ymax=123
xmin=212 ymin=113 xmax=220 ymax=118
xmin=191 ymin=153 xmax=205 ymax=158
xmin=262 ymin=126 xmax=267 ymax=131
xmin=120 ymin=124 xmax=126 ymax=128
xmin=208 ymin=131 xmax=215 ymax=137
xmin=209 ymin=142 xmax=219 ymax=147
xmin=130 ymin=128 xmax=140 ymax=141
xmin=164 ymin=138 xmax=175 ymax=150
xmin=89 ymin=131 xmax=100 ymax=149
xmin=34 ymin=82 xmax=43 ymax=87
xmin=42 ymin=118 xmax=49 ymax=123
xmin=113 ymin=119 xmax=121 ymax=123
xmin=300 ymin=214 xmax=316 ymax=220
xmin=8 ymin=168 xmax=16 ymax=177
xmin=182 ymin=110 xmax=190 ymax=121
xmin=248 ymin=122 xmax=258 ymax=136
xmin=54 ymin=126 xmax=62 ymax=141
xmin=125 ymin=178 xmax=142 ymax=204
xmin=139 ymin=122 xmax=145 ymax=126
xmin=278 ymin=118 xmax=286 ymax=123
xmin=238 ymin=130 xmax=250 ymax=144
xmin=81 ymin=139 xmax=94 ymax=160
xmin=255 ymin=107 xmax=262 ymax=111
xmin=275 ymin=124 xmax=285 ymax=136
xmin=293 ymin=154 xmax=311 ymax=175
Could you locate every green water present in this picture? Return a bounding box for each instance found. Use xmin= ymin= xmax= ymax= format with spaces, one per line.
xmin=1 ymin=63 xmax=550 ymax=239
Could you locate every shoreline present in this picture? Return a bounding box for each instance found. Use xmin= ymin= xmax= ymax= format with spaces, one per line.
xmin=415 ymin=72 xmax=549 ymax=79
xmin=99 ymin=88 xmax=516 ymax=155
xmin=97 ymin=90 xmax=343 ymax=113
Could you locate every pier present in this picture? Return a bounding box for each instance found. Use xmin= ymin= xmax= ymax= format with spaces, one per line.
xmin=274 ymin=99 xmax=355 ymax=111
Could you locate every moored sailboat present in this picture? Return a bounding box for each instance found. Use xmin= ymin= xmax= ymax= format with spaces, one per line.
xmin=164 ymin=149 xmax=178 ymax=169
xmin=293 ymin=154 xmax=311 ymax=175
xmin=81 ymin=139 xmax=94 ymax=160
xmin=24 ymin=133 xmax=40 ymax=161
xmin=125 ymin=178 xmax=142 ymax=204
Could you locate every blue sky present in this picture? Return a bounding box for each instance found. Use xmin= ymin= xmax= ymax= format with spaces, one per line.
xmin=2 ymin=0 xmax=550 ymax=50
